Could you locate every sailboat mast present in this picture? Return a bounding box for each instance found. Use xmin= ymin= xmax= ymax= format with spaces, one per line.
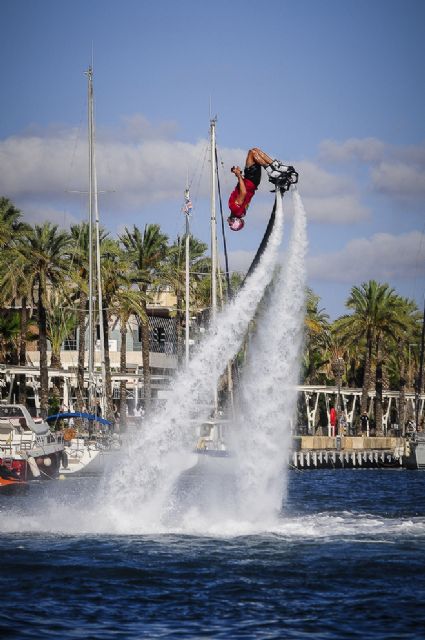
xmin=210 ymin=118 xmax=218 ymax=323
xmin=185 ymin=211 xmax=190 ymax=367
xmin=209 ymin=118 xmax=219 ymax=415
xmin=92 ymin=118 xmax=107 ymax=415
xmin=87 ymin=66 xmax=95 ymax=408
xmin=86 ymin=65 xmax=106 ymax=413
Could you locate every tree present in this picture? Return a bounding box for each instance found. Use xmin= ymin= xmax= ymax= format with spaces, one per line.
xmin=0 ymin=311 xmax=20 ymax=364
xmin=382 ymin=297 xmax=420 ymax=433
xmin=0 ymin=197 xmax=25 ymax=249
xmin=302 ymin=288 xmax=330 ymax=384
xmin=120 ymin=224 xmax=168 ymax=413
xmin=69 ymin=222 xmax=110 ymax=413
xmin=334 ymin=281 xmax=411 ymax=434
xmin=0 ymin=198 xmax=33 ymax=403
xmin=69 ymin=222 xmax=91 ymax=413
xmin=98 ymin=238 xmax=130 ymax=421
xmin=12 ymin=223 xmax=71 ymax=417
xmin=46 ymin=289 xmax=77 ymax=407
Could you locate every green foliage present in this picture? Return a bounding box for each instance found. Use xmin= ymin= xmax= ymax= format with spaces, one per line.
xmin=0 ymin=311 xmax=20 ymax=363
xmin=0 ymin=197 xmax=423 ymax=402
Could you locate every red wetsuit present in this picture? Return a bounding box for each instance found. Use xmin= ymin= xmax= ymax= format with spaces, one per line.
xmin=228 ymin=178 xmax=257 ymax=218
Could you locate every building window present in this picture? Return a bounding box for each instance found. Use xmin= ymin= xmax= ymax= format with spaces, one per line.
xmin=63 ymin=329 xmax=77 ymax=351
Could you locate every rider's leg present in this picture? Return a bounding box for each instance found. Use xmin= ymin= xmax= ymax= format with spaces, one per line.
xmin=251 ymin=148 xmax=273 ymax=166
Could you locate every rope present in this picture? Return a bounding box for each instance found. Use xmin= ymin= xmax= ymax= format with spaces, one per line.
xmin=215 ymin=146 xmax=232 ymax=299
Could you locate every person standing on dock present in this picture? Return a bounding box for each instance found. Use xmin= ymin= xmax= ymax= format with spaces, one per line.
xmin=330 ymin=405 xmax=337 ymax=437
xmin=360 ymin=412 xmax=369 ymax=437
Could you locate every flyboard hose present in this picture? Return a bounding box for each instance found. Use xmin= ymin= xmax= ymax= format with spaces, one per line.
xmin=242 ymin=164 xmax=298 ymax=286
xmin=242 ymin=196 xmax=277 ymax=286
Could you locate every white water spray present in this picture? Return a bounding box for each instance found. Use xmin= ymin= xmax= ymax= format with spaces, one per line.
xmin=101 ymin=196 xmax=286 ymax=530
xmin=232 ymin=188 xmax=307 ymax=524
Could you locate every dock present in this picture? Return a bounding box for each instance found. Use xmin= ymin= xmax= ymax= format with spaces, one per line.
xmin=292 ymin=436 xmax=405 ymax=469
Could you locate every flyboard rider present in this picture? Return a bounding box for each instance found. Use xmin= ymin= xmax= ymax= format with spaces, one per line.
xmin=227 ymin=147 xmax=297 ymax=231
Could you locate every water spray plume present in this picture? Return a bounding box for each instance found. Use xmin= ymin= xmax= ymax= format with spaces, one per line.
xmin=233 ymin=188 xmax=308 ymax=525
xmin=101 ymin=195 xmax=286 ymax=529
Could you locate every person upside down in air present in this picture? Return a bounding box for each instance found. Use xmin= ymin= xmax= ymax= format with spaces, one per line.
xmin=227 ymin=148 xmax=289 ymax=231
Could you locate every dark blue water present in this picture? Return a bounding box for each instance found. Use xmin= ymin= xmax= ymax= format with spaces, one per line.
xmin=1 ymin=470 xmax=424 ymax=639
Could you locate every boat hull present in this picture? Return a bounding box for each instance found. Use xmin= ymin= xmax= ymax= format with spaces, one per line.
xmin=60 ymin=438 xmax=120 ymax=476
xmin=0 ymin=448 xmax=63 ymax=481
xmin=403 ymin=434 xmax=425 ymax=470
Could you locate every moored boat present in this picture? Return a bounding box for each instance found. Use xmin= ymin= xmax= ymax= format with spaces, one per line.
xmin=0 ymin=404 xmax=64 ymax=481
xmin=195 ymin=419 xmax=231 ymax=457
xmin=403 ymin=432 xmax=425 ymax=470
xmin=46 ymin=412 xmax=121 ymax=476
xmin=0 ymin=464 xmax=28 ymax=493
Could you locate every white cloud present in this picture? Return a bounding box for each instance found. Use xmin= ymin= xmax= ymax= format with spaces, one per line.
xmin=307 ymin=231 xmax=425 ymax=283
xmin=0 ymin=125 xmax=236 ymax=210
xmin=293 ymin=160 xmax=354 ymax=196
xmin=22 ymin=205 xmax=80 ymax=228
xmin=319 ymin=137 xmax=425 ymax=201
xmin=371 ymin=162 xmax=425 ymax=197
xmin=319 ymin=137 xmax=387 ymax=164
xmin=258 ymin=161 xmax=368 ymax=223
xmin=113 ymin=114 xmax=179 ymax=142
xmin=301 ymin=194 xmax=369 ymax=223
xmin=0 ymin=123 xmax=372 ymax=227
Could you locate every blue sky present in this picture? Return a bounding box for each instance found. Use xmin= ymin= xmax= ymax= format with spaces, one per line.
xmin=1 ymin=0 xmax=424 ymax=318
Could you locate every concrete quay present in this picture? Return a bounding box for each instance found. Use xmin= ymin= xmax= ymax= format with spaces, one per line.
xmin=292 ymin=436 xmax=406 ymax=469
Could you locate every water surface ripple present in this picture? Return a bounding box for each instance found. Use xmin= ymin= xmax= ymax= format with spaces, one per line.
xmin=1 ymin=470 xmax=424 ymax=639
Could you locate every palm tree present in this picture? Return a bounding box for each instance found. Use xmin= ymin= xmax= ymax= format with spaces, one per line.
xmin=383 ymin=297 xmax=420 ymax=433
xmin=12 ymin=223 xmax=72 ymax=417
xmin=0 ymin=311 xmax=20 ymax=364
xmin=334 ymin=281 xmax=411 ymax=434
xmin=69 ymin=222 xmax=112 ymax=413
xmin=0 ymin=199 xmax=33 ymax=403
xmin=0 ymin=256 xmax=32 ymax=403
xmin=98 ymin=238 xmax=130 ymax=421
xmin=45 ymin=289 xmax=77 ymax=407
xmin=120 ymin=224 xmax=168 ymax=413
xmin=373 ymin=294 xmax=417 ymax=433
xmin=0 ymin=197 xmax=25 ymax=249
xmin=303 ymin=288 xmax=330 ymax=384
xmin=335 ymin=281 xmax=384 ymax=417
xmin=69 ymin=223 xmax=91 ymax=412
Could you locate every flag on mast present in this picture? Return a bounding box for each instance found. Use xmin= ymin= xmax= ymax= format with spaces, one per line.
xmin=182 ymin=188 xmax=193 ymax=215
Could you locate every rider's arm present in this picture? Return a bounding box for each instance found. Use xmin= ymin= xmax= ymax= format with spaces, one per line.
xmin=235 ymin=174 xmax=246 ymax=205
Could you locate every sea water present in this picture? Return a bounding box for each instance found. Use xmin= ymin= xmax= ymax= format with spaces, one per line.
xmin=0 ymin=470 xmax=424 ymax=639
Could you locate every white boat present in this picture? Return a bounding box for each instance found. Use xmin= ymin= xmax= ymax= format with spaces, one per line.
xmin=0 ymin=404 xmax=65 ymax=481
xmin=195 ymin=418 xmax=231 ymax=457
xmin=46 ymin=411 xmax=121 ymax=476
xmin=403 ymin=432 xmax=425 ymax=470
xmin=60 ymin=434 xmax=121 ymax=476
